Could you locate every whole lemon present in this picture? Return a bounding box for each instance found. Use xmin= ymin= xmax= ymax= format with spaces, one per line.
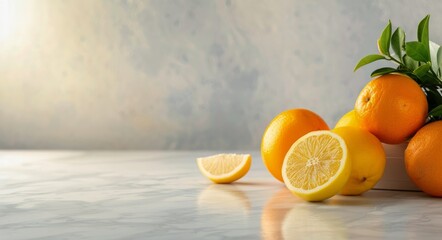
xmin=335 ymin=110 xmax=364 ymax=129
xmin=332 ymin=127 xmax=386 ymax=195
xmin=261 ymin=109 xmax=329 ymax=182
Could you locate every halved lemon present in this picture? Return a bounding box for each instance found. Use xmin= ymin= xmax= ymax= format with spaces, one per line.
xmin=197 ymin=154 xmax=251 ymax=183
xmin=282 ymin=131 xmax=351 ymax=201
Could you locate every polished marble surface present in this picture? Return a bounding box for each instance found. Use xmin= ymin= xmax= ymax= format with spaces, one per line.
xmin=0 ymin=151 xmax=440 ymax=239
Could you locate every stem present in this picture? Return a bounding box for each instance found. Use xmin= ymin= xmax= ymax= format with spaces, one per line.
xmin=389 ymin=56 xmax=403 ymax=65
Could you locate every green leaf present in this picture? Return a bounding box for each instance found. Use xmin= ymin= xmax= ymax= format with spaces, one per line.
xmin=354 ymin=54 xmax=386 ymax=71
xmin=429 ymin=104 xmax=442 ymax=116
xmin=422 ymin=84 xmax=442 ymax=110
xmin=413 ymin=63 xmax=431 ymax=78
xmin=430 ymin=41 xmax=440 ymax=74
xmin=402 ymin=72 xmax=422 ymax=84
xmin=406 ymin=41 xmax=430 ymax=62
xmin=418 ymin=15 xmax=430 ymax=52
xmin=422 ymin=72 xmax=441 ymax=84
xmin=391 ymin=27 xmax=406 ymax=60
xmin=371 ymin=67 xmax=399 ymax=77
xmin=428 ymin=104 xmax=442 ymax=122
xmin=403 ymin=55 xmax=419 ymax=70
xmin=377 ymin=20 xmax=392 ymax=56
xmin=438 ymin=46 xmax=442 ymax=76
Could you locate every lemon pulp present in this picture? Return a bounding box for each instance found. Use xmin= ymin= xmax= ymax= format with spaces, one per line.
xmin=197 ymin=154 xmax=251 ymax=184
xmin=282 ymin=131 xmax=351 ymax=201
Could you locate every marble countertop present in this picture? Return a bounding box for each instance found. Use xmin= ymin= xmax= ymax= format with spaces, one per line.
xmin=0 ymin=151 xmax=440 ymax=240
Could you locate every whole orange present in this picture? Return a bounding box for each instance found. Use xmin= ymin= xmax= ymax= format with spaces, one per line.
xmin=405 ymin=121 xmax=442 ymax=197
xmin=354 ymin=74 xmax=428 ymax=144
xmin=261 ymin=109 xmax=329 ymax=182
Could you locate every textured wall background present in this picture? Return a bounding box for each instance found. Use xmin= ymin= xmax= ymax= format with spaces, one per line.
xmin=1 ymin=0 xmax=441 ymax=150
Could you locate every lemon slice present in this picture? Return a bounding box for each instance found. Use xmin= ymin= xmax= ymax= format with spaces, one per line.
xmin=282 ymin=131 xmax=351 ymax=201
xmin=197 ymin=154 xmax=251 ymax=183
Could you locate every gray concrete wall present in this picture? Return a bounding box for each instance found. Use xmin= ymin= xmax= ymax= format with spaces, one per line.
xmin=1 ymin=0 xmax=441 ymax=149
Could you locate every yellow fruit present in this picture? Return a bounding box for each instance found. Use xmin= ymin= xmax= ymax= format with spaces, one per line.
xmin=335 ymin=110 xmax=364 ymax=129
xmin=332 ymin=127 xmax=386 ymax=195
xmin=261 ymin=109 xmax=329 ymax=182
xmin=282 ymin=131 xmax=351 ymax=201
xmin=196 ymin=154 xmax=251 ymax=183
xmin=354 ymin=74 xmax=427 ymax=144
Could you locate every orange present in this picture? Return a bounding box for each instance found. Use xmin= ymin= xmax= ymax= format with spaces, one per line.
xmin=354 ymin=74 xmax=427 ymax=144
xmin=405 ymin=121 xmax=442 ymax=197
xmin=261 ymin=109 xmax=329 ymax=182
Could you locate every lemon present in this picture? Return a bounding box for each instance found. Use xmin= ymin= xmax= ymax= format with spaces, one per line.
xmin=196 ymin=154 xmax=251 ymax=183
xmin=332 ymin=127 xmax=386 ymax=195
xmin=282 ymin=131 xmax=351 ymax=202
xmin=334 ymin=110 xmax=363 ymax=129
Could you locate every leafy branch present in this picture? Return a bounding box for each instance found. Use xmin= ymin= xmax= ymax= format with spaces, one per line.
xmin=354 ymin=15 xmax=442 ymax=122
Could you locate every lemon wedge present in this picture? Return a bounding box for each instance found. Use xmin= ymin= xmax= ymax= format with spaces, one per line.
xmin=282 ymin=131 xmax=351 ymax=201
xmin=197 ymin=154 xmax=251 ymax=183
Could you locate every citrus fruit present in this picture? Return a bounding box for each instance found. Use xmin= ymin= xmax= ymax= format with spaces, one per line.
xmin=334 ymin=110 xmax=363 ymax=129
xmin=261 ymin=109 xmax=329 ymax=182
xmin=332 ymin=127 xmax=386 ymax=195
xmin=354 ymin=74 xmax=428 ymax=144
xmin=281 ymin=130 xmax=351 ymax=201
xmin=405 ymin=121 xmax=442 ymax=197
xmin=196 ymin=154 xmax=251 ymax=183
